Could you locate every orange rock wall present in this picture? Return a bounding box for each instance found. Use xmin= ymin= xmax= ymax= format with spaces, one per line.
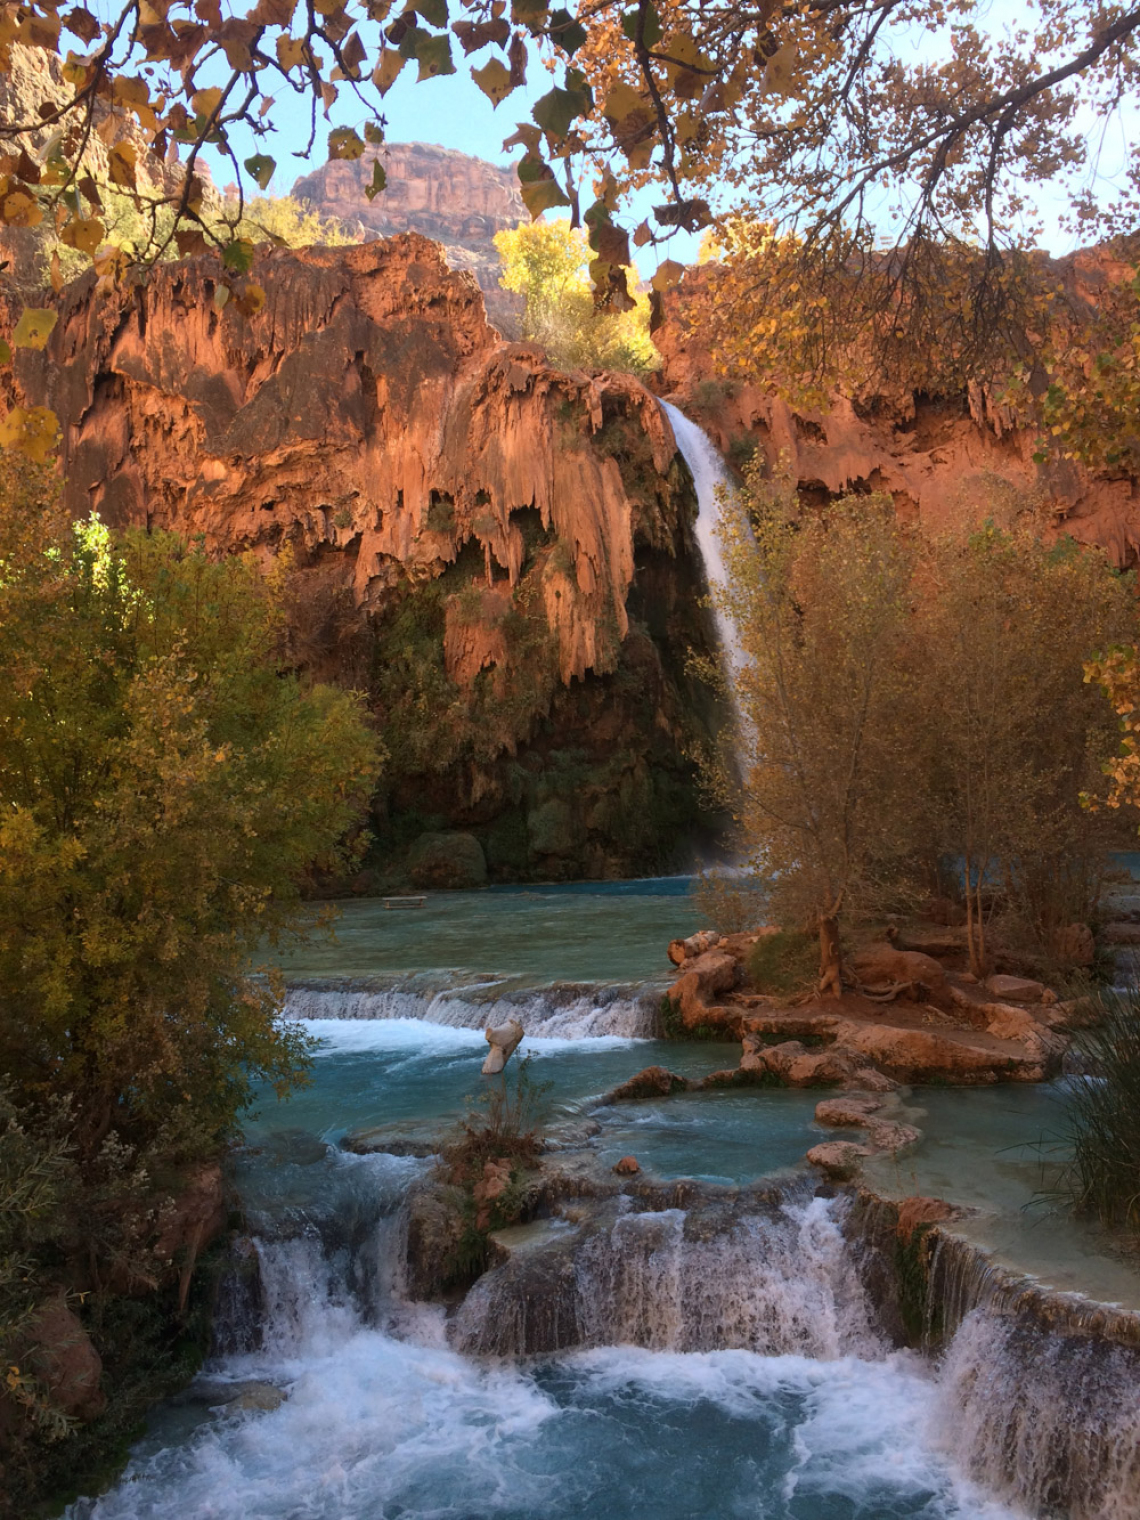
xmin=654 ymin=279 xmax=1140 ymax=566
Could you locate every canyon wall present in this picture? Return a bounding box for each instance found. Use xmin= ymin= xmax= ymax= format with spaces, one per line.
xmin=2 ymin=235 xmax=719 ymax=885
xmin=293 ymin=144 xmax=525 ymax=336
xmin=653 ymin=267 xmax=1140 ymax=567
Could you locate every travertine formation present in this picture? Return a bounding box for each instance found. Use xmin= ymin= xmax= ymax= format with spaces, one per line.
xmin=293 ymin=143 xmax=525 ymax=333
xmin=2 ymin=234 xmax=713 ymax=880
xmin=654 ymin=262 xmax=1140 ymax=566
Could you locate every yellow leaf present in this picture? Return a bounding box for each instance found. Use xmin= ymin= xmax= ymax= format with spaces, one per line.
xmin=2 ymin=190 xmax=41 ymax=228
xmin=276 ymin=34 xmax=307 ymax=71
xmin=603 ymin=81 xmax=644 ymax=123
xmin=372 ymin=50 xmax=405 ymax=95
xmin=12 ymin=308 xmax=58 ymax=350
xmin=472 ymin=57 xmax=512 ymax=106
xmin=108 ymin=140 xmax=137 ymax=188
xmin=651 ymin=260 xmax=685 ymax=292
xmin=191 ymin=86 xmax=224 ymax=118
xmin=0 ymin=405 xmax=60 ymax=463
xmin=49 ymin=250 xmax=62 ymax=293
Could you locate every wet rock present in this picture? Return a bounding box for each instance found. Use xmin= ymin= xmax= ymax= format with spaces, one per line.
xmin=602 ymin=1066 xmax=692 ymax=1102
xmin=985 ymin=973 xmax=1048 ymax=1004
xmin=482 ymin=1017 xmax=524 ymax=1076
xmin=341 ymin=1122 xmax=442 ymax=1157
xmin=408 ymin=830 xmax=487 ymax=889
xmin=224 ymin=1381 xmax=287 ymax=1413
xmin=894 ymin=1196 xmax=957 ymax=1240
xmin=22 ymin=1295 xmax=104 ymax=1421
xmin=613 ymin=1156 xmax=641 ymax=1175
xmin=815 ymin=1096 xmax=884 ymax=1127
xmin=806 ymin=1141 xmax=870 ymax=1178
xmin=866 ymin=1121 xmax=921 ymax=1153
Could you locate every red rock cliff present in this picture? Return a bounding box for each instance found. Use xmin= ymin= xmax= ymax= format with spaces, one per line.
xmin=2 ymin=236 xmax=716 ymax=881
xmin=654 ymin=265 xmax=1140 ymax=566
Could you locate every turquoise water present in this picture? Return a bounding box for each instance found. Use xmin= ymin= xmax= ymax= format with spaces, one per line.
xmin=71 ymin=879 xmax=1135 ymax=1519
xmin=272 ymin=878 xmax=704 ymax=986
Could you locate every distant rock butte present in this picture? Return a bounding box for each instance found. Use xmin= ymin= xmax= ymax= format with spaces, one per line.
xmin=292 ymin=143 xmax=525 ymax=334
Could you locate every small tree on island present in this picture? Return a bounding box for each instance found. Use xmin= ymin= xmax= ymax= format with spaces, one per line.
xmin=708 ymin=467 xmax=927 ymax=996
xmin=708 ymin=464 xmax=1136 ymax=991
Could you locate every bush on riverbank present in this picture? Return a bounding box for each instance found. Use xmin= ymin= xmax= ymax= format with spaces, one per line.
xmin=0 ymin=458 xmax=382 ymax=1512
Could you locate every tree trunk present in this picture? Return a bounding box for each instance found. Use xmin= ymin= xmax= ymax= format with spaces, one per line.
xmin=818 ymin=913 xmax=843 ymax=998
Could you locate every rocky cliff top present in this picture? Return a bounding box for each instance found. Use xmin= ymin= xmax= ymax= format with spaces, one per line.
xmin=293 ymin=143 xmax=524 ymax=334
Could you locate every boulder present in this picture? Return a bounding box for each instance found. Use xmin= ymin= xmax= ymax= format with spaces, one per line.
xmin=612 ymin=1156 xmax=641 ymax=1176
xmin=602 ymin=1066 xmax=691 ymax=1102
xmin=867 ymin=1120 xmax=921 ymax=1152
xmin=682 ymin=948 xmax=738 ymax=996
xmin=814 ymin=1096 xmax=883 ymax=1127
xmin=983 ymin=1003 xmax=1042 ymax=1041
xmin=482 ymin=1018 xmax=524 ymax=1075
xmin=23 ymin=1295 xmax=104 ymax=1421
xmin=1052 ymin=922 xmax=1095 ymax=968
xmin=225 ymin=1382 xmax=286 ymax=1413
xmin=985 ymin=973 xmax=1047 ymax=1004
xmin=805 ymin=1141 xmax=869 ymax=1178
xmin=832 ymin=1021 xmax=1035 ymax=1083
xmin=408 ymin=831 xmax=487 ymax=890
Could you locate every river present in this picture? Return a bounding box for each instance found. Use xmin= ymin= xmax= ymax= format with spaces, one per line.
xmin=69 ymin=879 xmax=1140 ymax=1519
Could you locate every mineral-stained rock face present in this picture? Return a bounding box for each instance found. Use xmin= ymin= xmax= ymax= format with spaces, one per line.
xmin=654 ymin=267 xmax=1140 ymax=566
xmin=293 ymin=144 xmax=525 ymax=334
xmin=4 ymin=234 xmax=717 ymax=881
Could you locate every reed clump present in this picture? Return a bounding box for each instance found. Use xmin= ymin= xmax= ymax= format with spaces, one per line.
xmin=1061 ymin=990 xmax=1140 ymax=1230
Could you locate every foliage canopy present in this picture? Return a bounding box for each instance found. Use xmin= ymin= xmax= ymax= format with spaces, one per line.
xmin=2 ymin=0 xmax=1138 ymax=457
xmin=712 ymin=462 xmax=1136 ymax=986
xmin=0 ymin=458 xmax=382 ymax=1161
xmin=494 ymin=218 xmax=658 ymax=374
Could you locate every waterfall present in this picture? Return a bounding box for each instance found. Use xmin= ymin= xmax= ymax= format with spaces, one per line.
xmin=450 ymin=1192 xmax=880 ymax=1360
xmin=282 ymin=975 xmax=662 ymax=1038
xmin=659 ymin=400 xmax=750 ymax=711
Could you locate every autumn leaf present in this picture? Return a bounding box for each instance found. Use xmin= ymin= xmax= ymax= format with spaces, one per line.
xmin=244 ymin=154 xmax=276 ymax=190
xmin=108 ymin=141 xmax=138 ymax=189
xmin=372 ymin=49 xmax=405 ymax=94
xmin=11 ymin=309 xmax=58 ymax=351
xmin=222 ymin=238 xmax=255 ymax=274
xmin=473 ymin=58 xmax=513 ymax=106
xmin=328 ymin=126 xmax=365 ymax=160
xmin=276 ymin=35 xmax=307 ymax=70
xmin=2 ymin=191 xmax=42 ymax=228
xmin=61 ymin=215 xmax=104 ymax=257
xmin=412 ymin=32 xmax=455 ymax=80
xmin=364 ymin=159 xmax=387 ymax=200
xmin=0 ymin=405 xmax=61 ymax=463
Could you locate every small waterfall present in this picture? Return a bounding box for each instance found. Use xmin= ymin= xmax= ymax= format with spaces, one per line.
xmin=660 ymin=399 xmax=750 ymax=705
xmin=937 ymin=1310 xmax=1140 ymax=1519
xmin=450 ymin=1192 xmax=880 ymax=1360
xmin=283 ymin=975 xmax=662 ymax=1038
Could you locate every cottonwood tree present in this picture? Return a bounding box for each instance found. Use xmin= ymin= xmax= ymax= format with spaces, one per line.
xmin=1 ymin=1 xmax=1138 ymax=456
xmin=920 ymin=526 xmax=1134 ymax=975
xmin=712 ymin=466 xmax=925 ymax=995
xmin=494 ymin=217 xmax=657 ymax=372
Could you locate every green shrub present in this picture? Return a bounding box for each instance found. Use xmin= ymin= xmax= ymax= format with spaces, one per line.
xmin=747 ymin=930 xmax=819 ymax=996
